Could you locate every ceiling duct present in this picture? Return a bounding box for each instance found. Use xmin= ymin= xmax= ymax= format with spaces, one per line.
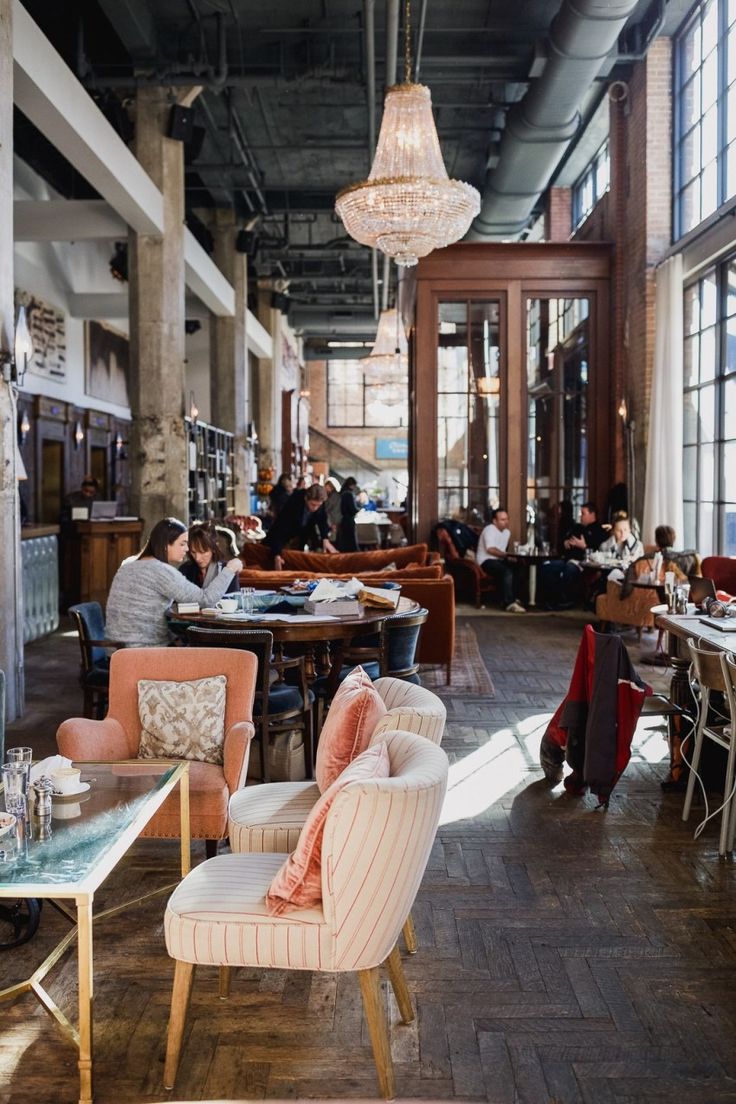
xmin=467 ymin=0 xmax=639 ymax=241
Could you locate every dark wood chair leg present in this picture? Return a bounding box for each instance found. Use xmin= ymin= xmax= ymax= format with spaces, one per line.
xmin=204 ymin=840 xmax=218 ymax=859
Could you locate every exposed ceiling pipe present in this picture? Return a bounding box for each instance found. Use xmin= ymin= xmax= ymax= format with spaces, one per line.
xmin=364 ymin=0 xmax=380 ymax=322
xmin=381 ymin=0 xmax=401 ymax=312
xmin=413 ymin=0 xmax=429 ymax=82
xmin=467 ymin=0 xmax=639 ymax=241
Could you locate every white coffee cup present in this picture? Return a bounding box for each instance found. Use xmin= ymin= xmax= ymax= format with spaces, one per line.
xmin=216 ymin=598 xmax=238 ymax=614
xmin=50 ymin=766 xmax=81 ymax=795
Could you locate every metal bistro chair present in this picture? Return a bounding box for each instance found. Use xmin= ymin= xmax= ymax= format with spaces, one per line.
xmin=68 ymin=602 xmax=127 ymax=719
xmin=356 ymin=519 xmax=381 ymax=550
xmin=682 ymin=636 xmax=736 ymax=856
xmin=186 ymin=627 xmax=314 ymax=783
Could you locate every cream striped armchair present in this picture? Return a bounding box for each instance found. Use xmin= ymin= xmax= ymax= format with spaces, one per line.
xmin=163 ymin=728 xmax=449 ymax=1099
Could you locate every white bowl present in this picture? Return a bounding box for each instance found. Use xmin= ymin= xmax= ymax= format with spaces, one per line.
xmin=0 ymin=811 xmax=17 ymax=837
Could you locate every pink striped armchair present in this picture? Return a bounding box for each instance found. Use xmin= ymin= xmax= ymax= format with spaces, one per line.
xmin=162 ymin=728 xmax=449 ymax=1099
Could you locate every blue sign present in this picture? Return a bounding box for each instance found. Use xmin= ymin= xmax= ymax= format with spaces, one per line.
xmin=376 ymin=438 xmax=408 ymax=460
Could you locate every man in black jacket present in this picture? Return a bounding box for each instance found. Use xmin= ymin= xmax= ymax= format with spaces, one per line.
xmin=539 ymin=502 xmax=608 ymax=609
xmin=264 ymin=483 xmax=336 ymax=570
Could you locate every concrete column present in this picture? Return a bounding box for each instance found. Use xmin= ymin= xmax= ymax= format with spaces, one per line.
xmin=128 ymin=87 xmax=188 ymax=531
xmin=210 ymin=214 xmax=249 ymax=513
xmin=0 ymin=0 xmax=24 ymax=720
xmin=255 ymin=285 xmax=282 ymax=472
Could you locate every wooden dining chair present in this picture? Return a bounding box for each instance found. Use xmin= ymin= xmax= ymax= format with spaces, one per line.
xmin=67 ymin=602 xmax=127 ymax=718
xmin=186 ymin=627 xmax=314 ymax=782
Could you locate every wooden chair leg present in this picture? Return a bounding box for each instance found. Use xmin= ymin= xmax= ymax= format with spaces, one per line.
xmin=384 ymin=944 xmax=414 ymax=1024
xmin=204 ymin=839 xmax=218 ymax=859
xmin=163 ymin=960 xmax=195 ymax=1089
xmin=402 ymin=912 xmax=418 ymax=954
xmin=219 ymin=965 xmax=231 ymax=999
xmin=358 ymin=966 xmax=396 ymax=1101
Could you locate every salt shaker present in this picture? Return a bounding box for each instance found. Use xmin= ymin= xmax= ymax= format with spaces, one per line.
xmin=31 ymin=777 xmax=54 ymax=840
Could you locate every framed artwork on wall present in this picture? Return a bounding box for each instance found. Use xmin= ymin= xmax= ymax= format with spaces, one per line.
xmin=14 ymin=289 xmax=67 ymax=382
xmin=85 ymin=320 xmax=130 ymax=407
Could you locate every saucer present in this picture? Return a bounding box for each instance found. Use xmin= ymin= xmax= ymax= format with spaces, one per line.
xmin=52 ymin=782 xmax=91 ymax=800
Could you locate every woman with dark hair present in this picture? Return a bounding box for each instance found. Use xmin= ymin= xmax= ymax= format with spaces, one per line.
xmin=268 ymin=473 xmax=293 ymax=520
xmin=106 ymin=517 xmax=242 ymax=646
xmin=180 ymin=522 xmax=239 ymax=592
xmin=336 ymin=476 xmax=359 ymax=552
xmin=654 ymin=525 xmax=677 ymax=553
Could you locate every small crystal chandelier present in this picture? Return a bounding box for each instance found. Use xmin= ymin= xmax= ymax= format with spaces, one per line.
xmin=335 ymin=0 xmax=480 ymax=266
xmin=362 ymin=308 xmax=408 ymax=375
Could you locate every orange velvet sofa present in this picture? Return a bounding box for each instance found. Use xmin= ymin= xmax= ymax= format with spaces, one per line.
xmin=237 ymin=564 xmax=455 ymax=682
xmin=241 ymin=542 xmax=436 ymax=573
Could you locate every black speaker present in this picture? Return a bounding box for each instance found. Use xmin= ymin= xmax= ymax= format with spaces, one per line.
xmin=168 ymin=104 xmax=194 ymax=142
xmin=235 ymin=229 xmax=258 ymax=256
xmin=271 ymin=291 xmax=290 ymax=314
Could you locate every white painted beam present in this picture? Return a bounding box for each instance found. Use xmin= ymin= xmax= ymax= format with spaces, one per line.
xmin=12 ymin=2 xmax=238 ymax=319
xmin=13 ymin=2 xmax=164 ymax=236
xmin=68 ymin=293 xmax=129 ymax=319
xmin=14 ymin=199 xmax=127 ymax=241
xmin=246 ymin=311 xmax=273 ymax=359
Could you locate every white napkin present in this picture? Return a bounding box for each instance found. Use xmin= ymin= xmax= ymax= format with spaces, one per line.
xmin=30 ymin=754 xmax=71 ymax=783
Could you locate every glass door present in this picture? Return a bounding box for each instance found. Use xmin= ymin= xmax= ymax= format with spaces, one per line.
xmin=437 ymin=299 xmax=502 ymax=524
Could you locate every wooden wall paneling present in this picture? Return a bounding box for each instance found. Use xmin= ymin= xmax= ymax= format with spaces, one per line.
xmin=33 ymin=397 xmax=69 ymax=525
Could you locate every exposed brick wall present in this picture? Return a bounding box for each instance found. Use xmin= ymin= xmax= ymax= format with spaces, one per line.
xmin=544 ymin=187 xmax=572 ymax=241
xmin=571 ymin=38 xmax=672 ymax=521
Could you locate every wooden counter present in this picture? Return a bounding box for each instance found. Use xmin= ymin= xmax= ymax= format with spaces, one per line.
xmin=66 ymin=519 xmax=144 ymax=608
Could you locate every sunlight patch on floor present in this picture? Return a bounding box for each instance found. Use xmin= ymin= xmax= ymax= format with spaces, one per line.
xmin=440 ymin=726 xmax=538 ymax=825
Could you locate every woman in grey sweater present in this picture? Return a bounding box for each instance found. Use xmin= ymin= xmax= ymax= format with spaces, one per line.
xmin=106 ymin=517 xmax=242 ymax=646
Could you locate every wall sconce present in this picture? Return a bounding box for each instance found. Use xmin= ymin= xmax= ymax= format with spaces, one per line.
xmin=74 ymin=420 xmax=85 ymax=449
xmin=0 ymin=305 xmax=34 ymax=386
xmin=189 ymin=391 xmax=199 ymax=426
xmin=114 ymin=432 xmax=125 ymax=459
xmin=18 ymin=407 xmax=30 ymax=446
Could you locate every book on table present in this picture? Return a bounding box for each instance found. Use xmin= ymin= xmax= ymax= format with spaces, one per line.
xmin=176 ymin=602 xmax=200 ymax=614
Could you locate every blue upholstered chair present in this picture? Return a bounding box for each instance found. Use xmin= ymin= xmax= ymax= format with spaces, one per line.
xmin=68 ymin=602 xmax=127 ymax=719
xmin=185 ymin=626 xmax=314 ymax=782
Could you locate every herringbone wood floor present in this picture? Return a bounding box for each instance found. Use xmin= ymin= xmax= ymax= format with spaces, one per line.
xmin=3 ymin=614 xmax=736 ymax=1103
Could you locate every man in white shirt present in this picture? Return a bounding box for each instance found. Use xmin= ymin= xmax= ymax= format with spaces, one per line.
xmin=476 ymin=508 xmax=525 ymax=613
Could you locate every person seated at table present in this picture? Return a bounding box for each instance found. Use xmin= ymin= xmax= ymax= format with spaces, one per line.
xmin=539 ymin=501 xmax=608 ymax=610
xmin=264 ymin=483 xmax=337 ymax=571
xmin=598 ymin=516 xmax=644 ymax=583
xmin=106 ymin=517 xmax=242 ymax=646
xmin=476 ymin=507 xmax=525 ymax=613
xmin=336 ymin=476 xmax=360 ymax=552
xmin=179 ymin=521 xmax=239 ymax=593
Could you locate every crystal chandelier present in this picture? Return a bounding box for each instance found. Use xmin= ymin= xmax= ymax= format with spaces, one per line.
xmin=335 ymin=0 xmax=480 ymax=266
xmin=361 ymin=308 xmax=408 ymax=375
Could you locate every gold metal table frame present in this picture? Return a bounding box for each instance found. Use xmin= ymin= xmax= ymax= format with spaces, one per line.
xmin=0 ymin=759 xmax=190 ymax=1104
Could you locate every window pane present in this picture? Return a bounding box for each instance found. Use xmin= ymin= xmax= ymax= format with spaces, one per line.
xmin=682 ymin=75 xmax=702 ymax=131
xmin=684 ymin=391 xmax=699 ymax=444
xmin=684 ymin=334 xmax=699 ymax=388
xmin=702 ymin=49 xmax=719 ymax=111
xmin=681 ymin=124 xmax=702 ymax=182
xmin=724 ymin=375 xmax=736 ymax=430
xmin=699 ymin=381 xmax=716 ymax=440
xmin=730 ymin=0 xmax=736 ymax=27
xmin=724 ymin=441 xmax=736 ymax=501
xmin=681 ymin=21 xmax=702 ymax=76
xmin=681 ymin=178 xmax=701 ymax=233
xmin=683 ymin=444 xmax=698 ymax=498
xmin=728 ymin=141 xmax=736 ymax=202
xmin=727 ymin=318 xmax=736 ymax=372
xmin=728 ymin=262 xmax=736 ymax=316
xmin=684 ymin=499 xmax=697 ymax=550
xmin=702 ymin=271 xmax=718 ymax=326
xmin=729 ymin=80 xmax=736 ymax=141
xmin=703 ymin=2 xmax=718 ymax=56
xmin=684 ymin=284 xmax=701 ymax=334
xmin=700 ymin=327 xmax=717 ymax=383
xmin=701 ymin=158 xmax=718 ymax=217
xmin=723 ymin=502 xmax=736 ymax=554
xmin=700 ymin=442 xmax=715 ymax=498
xmin=698 ymin=500 xmax=715 ymax=557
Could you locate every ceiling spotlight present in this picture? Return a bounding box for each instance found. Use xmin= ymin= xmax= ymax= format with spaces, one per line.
xmin=110 ymin=242 xmax=128 ymax=282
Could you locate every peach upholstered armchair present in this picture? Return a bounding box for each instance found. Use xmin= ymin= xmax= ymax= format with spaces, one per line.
xmin=162 ymin=729 xmax=449 ymax=1099
xmin=57 ymin=648 xmax=257 ymax=853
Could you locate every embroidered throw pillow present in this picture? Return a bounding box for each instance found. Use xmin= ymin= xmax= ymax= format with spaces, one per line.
xmin=137 ymin=675 xmax=227 ymax=764
xmin=266 ymin=741 xmax=391 ymax=915
xmin=315 ymin=666 xmax=387 ymax=793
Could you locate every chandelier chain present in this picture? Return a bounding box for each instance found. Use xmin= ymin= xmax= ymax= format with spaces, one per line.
xmin=404 ymin=0 xmax=412 ymax=84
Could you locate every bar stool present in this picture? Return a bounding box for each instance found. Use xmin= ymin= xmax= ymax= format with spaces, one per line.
xmin=682 ymin=637 xmax=736 ymax=856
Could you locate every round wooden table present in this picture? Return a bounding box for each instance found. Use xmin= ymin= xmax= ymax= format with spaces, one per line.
xmin=169 ymin=596 xmax=419 ymax=686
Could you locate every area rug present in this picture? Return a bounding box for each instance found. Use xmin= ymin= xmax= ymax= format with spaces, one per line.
xmin=420 ymin=622 xmax=495 ymax=696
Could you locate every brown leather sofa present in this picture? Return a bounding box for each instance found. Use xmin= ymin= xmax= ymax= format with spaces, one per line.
xmin=241 ymin=542 xmax=437 ymax=573
xmin=236 ymin=563 xmax=455 ymax=683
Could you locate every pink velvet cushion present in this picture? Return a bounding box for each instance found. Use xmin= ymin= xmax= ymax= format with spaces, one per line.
xmin=315 ymin=666 xmax=388 ymax=793
xmin=265 ymin=742 xmax=391 ymax=915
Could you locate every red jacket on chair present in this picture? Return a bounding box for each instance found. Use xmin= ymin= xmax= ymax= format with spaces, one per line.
xmin=540 ymin=624 xmax=651 ymax=804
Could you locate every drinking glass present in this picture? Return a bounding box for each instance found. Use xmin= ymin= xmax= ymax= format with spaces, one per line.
xmin=240 ymin=587 xmax=255 ymax=615
xmin=2 ymin=762 xmax=29 ymax=818
xmin=5 ymin=747 xmax=32 ymax=764
xmin=0 ymin=827 xmax=19 ymax=864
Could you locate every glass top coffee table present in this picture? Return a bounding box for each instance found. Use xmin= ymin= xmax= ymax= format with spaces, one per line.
xmin=0 ymin=759 xmax=190 ymax=1103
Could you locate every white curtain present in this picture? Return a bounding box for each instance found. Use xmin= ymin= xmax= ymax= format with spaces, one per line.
xmin=642 ymin=254 xmax=684 ymax=546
